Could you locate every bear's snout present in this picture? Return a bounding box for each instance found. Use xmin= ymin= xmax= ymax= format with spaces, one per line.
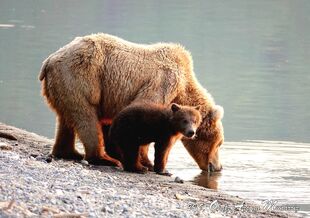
xmin=208 ymin=162 xmax=222 ymax=172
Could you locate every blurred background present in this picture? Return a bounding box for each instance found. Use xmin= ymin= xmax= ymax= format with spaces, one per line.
xmin=0 ymin=0 xmax=309 ymax=142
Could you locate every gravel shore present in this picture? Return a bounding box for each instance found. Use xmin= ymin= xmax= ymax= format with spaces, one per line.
xmin=0 ymin=122 xmax=295 ymax=217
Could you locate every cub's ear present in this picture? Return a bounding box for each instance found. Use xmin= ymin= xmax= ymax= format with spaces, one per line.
xmin=211 ymin=105 xmax=224 ymax=121
xmin=171 ymin=103 xmax=180 ymax=112
xmin=194 ymin=105 xmax=201 ymax=111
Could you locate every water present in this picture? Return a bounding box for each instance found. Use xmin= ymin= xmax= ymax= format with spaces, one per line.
xmin=166 ymin=141 xmax=310 ymax=216
xmin=0 ymin=0 xmax=309 ymax=216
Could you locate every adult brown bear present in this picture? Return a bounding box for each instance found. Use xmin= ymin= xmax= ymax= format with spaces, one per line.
xmin=39 ymin=33 xmax=224 ymax=171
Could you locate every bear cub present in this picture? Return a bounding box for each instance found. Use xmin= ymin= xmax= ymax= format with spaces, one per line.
xmin=109 ymin=102 xmax=202 ymax=175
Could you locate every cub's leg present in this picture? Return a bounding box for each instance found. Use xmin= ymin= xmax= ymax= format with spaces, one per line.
xmin=73 ymin=110 xmax=122 ymax=167
xmin=102 ymin=124 xmax=124 ymax=162
xmin=154 ymin=139 xmax=174 ymax=176
xmin=52 ymin=117 xmax=83 ymax=160
xmin=139 ymin=145 xmax=154 ymax=171
xmin=122 ymin=145 xmax=148 ymax=174
xmin=102 ymin=124 xmax=151 ymax=169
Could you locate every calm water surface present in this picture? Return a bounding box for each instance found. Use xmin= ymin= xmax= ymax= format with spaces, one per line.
xmin=166 ymin=141 xmax=310 ymax=216
xmin=0 ymin=1 xmax=309 ymax=216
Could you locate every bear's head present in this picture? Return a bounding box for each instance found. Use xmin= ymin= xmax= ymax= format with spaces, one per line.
xmin=170 ymin=103 xmax=202 ymax=138
xmin=182 ymin=105 xmax=224 ymax=172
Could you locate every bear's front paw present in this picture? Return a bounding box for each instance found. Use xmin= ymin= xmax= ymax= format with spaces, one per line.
xmin=87 ymin=155 xmax=122 ymax=168
xmin=52 ymin=149 xmax=84 ymax=161
xmin=142 ymin=162 xmax=154 ymax=172
xmin=136 ymin=166 xmax=148 ymax=174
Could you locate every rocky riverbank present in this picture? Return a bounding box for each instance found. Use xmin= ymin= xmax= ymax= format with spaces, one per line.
xmin=0 ymin=122 xmax=295 ymax=217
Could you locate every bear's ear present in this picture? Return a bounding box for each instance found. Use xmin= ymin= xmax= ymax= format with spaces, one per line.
xmin=171 ymin=103 xmax=180 ymax=113
xmin=211 ymin=105 xmax=224 ymax=122
xmin=194 ymin=105 xmax=201 ymax=111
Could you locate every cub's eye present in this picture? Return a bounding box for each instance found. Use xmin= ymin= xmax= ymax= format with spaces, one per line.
xmin=183 ymin=120 xmax=189 ymax=124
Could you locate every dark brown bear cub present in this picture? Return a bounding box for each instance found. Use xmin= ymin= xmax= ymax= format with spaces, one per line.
xmin=109 ymin=102 xmax=202 ymax=175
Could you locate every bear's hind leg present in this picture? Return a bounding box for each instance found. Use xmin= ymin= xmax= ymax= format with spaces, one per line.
xmin=52 ymin=118 xmax=83 ymax=160
xmin=123 ymin=145 xmax=148 ymax=174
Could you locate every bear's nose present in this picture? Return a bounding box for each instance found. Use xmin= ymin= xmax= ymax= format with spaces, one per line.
xmin=208 ymin=163 xmax=223 ymax=172
xmin=186 ymin=130 xmax=195 ymax=138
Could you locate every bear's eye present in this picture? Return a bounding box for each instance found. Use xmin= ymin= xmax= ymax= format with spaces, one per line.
xmin=218 ymin=139 xmax=223 ymax=147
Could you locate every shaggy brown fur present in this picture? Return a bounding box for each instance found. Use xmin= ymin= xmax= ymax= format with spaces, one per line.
xmin=39 ymin=33 xmax=224 ymax=170
xmin=109 ymin=103 xmax=201 ymax=175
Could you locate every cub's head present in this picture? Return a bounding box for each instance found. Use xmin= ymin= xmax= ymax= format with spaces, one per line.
xmin=182 ymin=105 xmax=224 ymax=172
xmin=170 ymin=103 xmax=202 ymax=138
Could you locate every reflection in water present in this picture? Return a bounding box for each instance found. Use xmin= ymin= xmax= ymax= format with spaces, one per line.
xmin=193 ymin=171 xmax=221 ymax=190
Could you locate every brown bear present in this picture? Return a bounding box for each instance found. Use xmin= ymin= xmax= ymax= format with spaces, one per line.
xmin=39 ymin=33 xmax=224 ymax=171
xmin=109 ymin=102 xmax=202 ymax=175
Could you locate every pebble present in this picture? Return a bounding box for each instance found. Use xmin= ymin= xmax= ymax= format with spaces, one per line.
xmin=45 ymin=156 xmax=52 ymax=163
xmin=102 ymin=206 xmax=114 ymax=214
xmin=174 ymin=176 xmax=184 ymax=183
xmin=0 ymin=142 xmax=13 ymax=150
xmin=175 ymin=193 xmax=185 ymax=200
xmin=30 ymin=153 xmax=38 ymax=158
xmin=55 ymin=189 xmax=64 ymax=196
xmin=80 ymin=160 xmax=89 ymax=165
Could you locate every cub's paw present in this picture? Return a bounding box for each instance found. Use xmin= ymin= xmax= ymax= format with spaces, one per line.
xmin=156 ymin=169 xmax=172 ymax=177
xmin=124 ymin=166 xmax=148 ymax=174
xmin=147 ymin=165 xmax=154 ymax=172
